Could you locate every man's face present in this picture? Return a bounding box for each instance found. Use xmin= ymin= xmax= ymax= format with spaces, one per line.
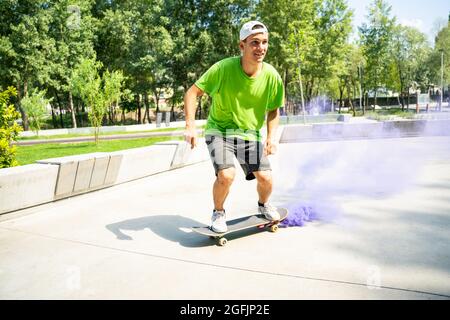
xmin=240 ymin=32 xmax=269 ymax=63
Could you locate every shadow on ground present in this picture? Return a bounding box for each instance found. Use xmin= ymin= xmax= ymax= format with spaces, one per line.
xmin=106 ymin=215 xmax=217 ymax=248
xmin=105 ymin=214 xmax=278 ymax=248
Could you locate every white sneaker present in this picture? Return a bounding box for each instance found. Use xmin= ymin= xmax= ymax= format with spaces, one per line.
xmin=258 ymin=203 xmax=280 ymax=221
xmin=211 ymin=210 xmax=228 ymax=233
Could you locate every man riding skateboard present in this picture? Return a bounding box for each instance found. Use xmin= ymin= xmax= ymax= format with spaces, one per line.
xmin=184 ymin=20 xmax=285 ymax=233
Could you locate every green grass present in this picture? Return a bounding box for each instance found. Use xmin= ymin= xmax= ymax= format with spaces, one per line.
xmin=361 ymin=108 xmax=416 ymax=120
xmin=18 ymin=125 xmax=205 ymax=141
xmin=15 ymin=136 xmax=184 ymax=166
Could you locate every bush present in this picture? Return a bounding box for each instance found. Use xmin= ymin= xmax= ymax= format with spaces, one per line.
xmin=0 ymin=87 xmax=23 ymax=168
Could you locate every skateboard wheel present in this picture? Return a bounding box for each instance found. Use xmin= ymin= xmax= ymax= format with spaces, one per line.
xmin=218 ymin=238 xmax=227 ymax=246
xmin=269 ymin=225 xmax=279 ymax=233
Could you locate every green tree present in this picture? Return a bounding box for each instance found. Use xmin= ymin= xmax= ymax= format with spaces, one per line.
xmin=310 ymin=0 xmax=353 ymax=99
xmin=46 ymin=0 xmax=96 ymax=129
xmin=0 ymin=0 xmax=55 ymax=131
xmin=130 ymin=1 xmax=174 ymax=120
xmin=260 ymin=0 xmax=352 ymax=113
xmin=359 ymin=0 xmax=396 ymax=107
xmin=167 ymin=0 xmax=253 ymax=119
xmin=429 ymin=23 xmax=450 ymax=97
xmin=71 ymin=58 xmax=105 ymax=144
xmin=0 ymin=87 xmax=22 ymax=168
xmin=103 ymin=69 xmax=130 ymax=124
xmin=390 ymin=25 xmax=431 ymax=110
xmin=334 ymin=44 xmax=364 ymax=115
xmin=260 ymin=0 xmax=317 ymax=112
xmin=20 ymin=89 xmax=52 ymax=136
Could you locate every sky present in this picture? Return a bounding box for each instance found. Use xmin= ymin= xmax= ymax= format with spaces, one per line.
xmin=346 ymin=0 xmax=450 ymax=44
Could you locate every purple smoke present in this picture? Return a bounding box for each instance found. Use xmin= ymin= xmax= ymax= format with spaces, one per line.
xmin=280 ymin=204 xmax=317 ymax=227
xmin=275 ymin=124 xmax=450 ymax=228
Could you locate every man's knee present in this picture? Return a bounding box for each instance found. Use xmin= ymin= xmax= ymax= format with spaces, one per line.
xmin=217 ymin=168 xmax=235 ymax=186
xmin=254 ymin=170 xmax=272 ymax=185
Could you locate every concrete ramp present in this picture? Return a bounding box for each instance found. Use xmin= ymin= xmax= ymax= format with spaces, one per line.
xmin=1 ymin=136 xmax=449 ymax=299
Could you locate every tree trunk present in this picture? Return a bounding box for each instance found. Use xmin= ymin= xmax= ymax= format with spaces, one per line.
xmin=407 ymin=90 xmax=410 ymax=110
xmin=170 ymin=103 xmax=176 ymax=121
xmin=59 ymin=104 xmax=64 ymax=128
xmin=347 ymin=83 xmax=355 ymax=116
xmin=143 ymin=105 xmax=149 ymax=124
xmin=69 ymin=91 xmax=77 ymax=128
xmin=144 ymin=92 xmax=152 ymax=124
xmin=153 ymin=91 xmax=160 ymax=114
xmin=53 ymin=90 xmax=64 ymax=128
xmin=50 ymin=104 xmax=58 ymax=128
xmin=338 ymin=84 xmax=344 ymax=114
xmin=365 ymin=91 xmax=369 ymax=114
xmin=17 ymin=81 xmax=30 ymax=131
xmin=374 ymin=88 xmax=378 ymax=110
xmin=108 ymin=105 xmax=113 ymax=125
xmin=136 ymin=94 xmax=142 ymax=124
xmin=79 ymin=103 xmax=85 ymax=127
xmin=400 ymin=92 xmax=405 ymax=111
xmin=94 ymin=127 xmax=99 ymax=145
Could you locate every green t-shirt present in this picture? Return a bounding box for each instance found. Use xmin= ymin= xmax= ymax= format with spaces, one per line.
xmin=195 ymin=56 xmax=284 ymax=141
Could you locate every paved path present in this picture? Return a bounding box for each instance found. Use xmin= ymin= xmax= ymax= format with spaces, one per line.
xmin=15 ymin=129 xmax=204 ymax=146
xmin=1 ymin=136 xmax=449 ymax=299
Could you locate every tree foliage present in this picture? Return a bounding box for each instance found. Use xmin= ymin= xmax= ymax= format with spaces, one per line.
xmin=0 ymin=87 xmax=22 ymax=168
xmin=359 ymin=0 xmax=396 ymax=105
xmin=0 ymin=0 xmax=448 ymax=129
xmin=20 ymin=89 xmax=52 ymax=136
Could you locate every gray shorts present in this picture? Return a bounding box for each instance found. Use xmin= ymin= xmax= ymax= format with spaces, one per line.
xmin=205 ymin=135 xmax=271 ymax=181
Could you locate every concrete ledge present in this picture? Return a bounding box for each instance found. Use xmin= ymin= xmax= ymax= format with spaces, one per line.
xmin=0 ymin=138 xmax=213 ymax=215
xmin=280 ymin=124 xmax=313 ymax=143
xmin=38 ymin=153 xmax=110 ymax=199
xmin=312 ymin=123 xmax=344 ymax=139
xmin=104 ymin=155 xmax=123 ymax=186
xmin=111 ymin=145 xmax=177 ymax=184
xmin=0 ymin=164 xmax=59 ymax=214
xmin=279 ymin=114 xmax=352 ymax=124
xmin=89 ymin=156 xmax=110 ymax=189
xmin=382 ymin=120 xmax=427 ymax=137
xmin=423 ymin=119 xmax=450 ymax=136
xmin=342 ymin=122 xmax=383 ymax=138
xmin=184 ymin=139 xmax=209 ymax=166
xmin=280 ymin=119 xmax=450 ymax=143
xmin=157 ymin=138 xmax=209 ymax=169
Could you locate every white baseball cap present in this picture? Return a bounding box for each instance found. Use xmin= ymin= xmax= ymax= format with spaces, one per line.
xmin=239 ymin=20 xmax=268 ymax=41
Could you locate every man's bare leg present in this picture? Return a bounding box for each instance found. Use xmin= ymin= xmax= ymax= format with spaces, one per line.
xmin=253 ymin=170 xmax=273 ymax=204
xmin=253 ymin=170 xmax=279 ymax=220
xmin=213 ymin=167 xmax=236 ymax=211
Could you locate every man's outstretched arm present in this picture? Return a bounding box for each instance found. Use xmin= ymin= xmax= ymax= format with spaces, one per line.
xmin=184 ymin=84 xmax=204 ymax=149
xmin=264 ymin=108 xmax=280 ymax=155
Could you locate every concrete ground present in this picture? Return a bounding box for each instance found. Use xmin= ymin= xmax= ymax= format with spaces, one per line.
xmin=1 ymin=136 xmax=449 ymax=300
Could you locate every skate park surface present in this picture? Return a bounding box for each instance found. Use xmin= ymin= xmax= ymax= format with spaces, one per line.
xmin=1 ymin=135 xmax=450 ymax=300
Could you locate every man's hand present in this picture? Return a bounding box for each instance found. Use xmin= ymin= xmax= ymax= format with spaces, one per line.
xmin=265 ymin=109 xmax=279 ymax=156
xmin=263 ymin=139 xmax=277 ymax=156
xmin=184 ymin=127 xmax=197 ymax=149
xmin=183 ymin=84 xmax=204 ymax=149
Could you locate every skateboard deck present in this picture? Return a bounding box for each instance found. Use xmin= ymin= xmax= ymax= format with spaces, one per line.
xmin=192 ymin=208 xmax=288 ymax=246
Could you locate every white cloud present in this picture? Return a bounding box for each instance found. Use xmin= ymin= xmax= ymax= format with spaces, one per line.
xmin=399 ymin=18 xmax=425 ymax=32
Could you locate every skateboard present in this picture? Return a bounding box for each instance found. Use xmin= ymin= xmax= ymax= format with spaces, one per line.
xmin=192 ymin=208 xmax=288 ymax=246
